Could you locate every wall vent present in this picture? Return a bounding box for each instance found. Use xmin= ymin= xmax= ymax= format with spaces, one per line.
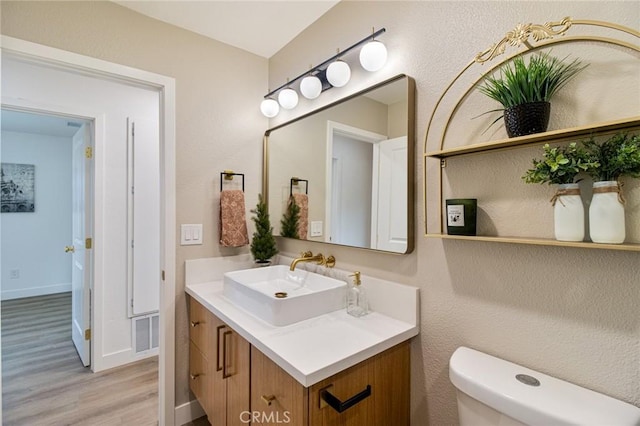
xmin=133 ymin=313 xmax=159 ymax=354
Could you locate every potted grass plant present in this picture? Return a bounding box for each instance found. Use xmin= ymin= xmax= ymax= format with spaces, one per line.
xmin=523 ymin=142 xmax=597 ymax=241
xmin=479 ymin=52 xmax=588 ymax=137
xmin=582 ymin=133 xmax=640 ymax=244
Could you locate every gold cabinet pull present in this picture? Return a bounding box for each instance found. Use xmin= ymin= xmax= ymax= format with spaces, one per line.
xmin=261 ymin=394 xmax=276 ymax=406
xmin=64 ymin=246 xmax=75 ymax=253
xmin=222 ymin=330 xmax=232 ymax=379
xmin=216 ymin=325 xmax=226 ymax=371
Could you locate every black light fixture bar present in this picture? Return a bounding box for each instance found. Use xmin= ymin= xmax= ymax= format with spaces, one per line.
xmin=264 ymin=28 xmax=386 ymax=99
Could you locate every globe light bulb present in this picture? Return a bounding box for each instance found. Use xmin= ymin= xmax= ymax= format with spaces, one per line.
xmin=359 ymin=40 xmax=388 ymax=72
xmin=278 ymin=88 xmax=299 ymax=110
xmin=300 ymin=75 xmax=322 ymax=99
xmin=260 ymin=98 xmax=279 ymax=118
xmin=326 ymin=60 xmax=351 ymax=87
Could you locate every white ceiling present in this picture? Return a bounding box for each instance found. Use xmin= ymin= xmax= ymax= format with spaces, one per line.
xmin=113 ymin=0 xmax=340 ymax=58
xmin=1 ymin=110 xmax=87 ymax=138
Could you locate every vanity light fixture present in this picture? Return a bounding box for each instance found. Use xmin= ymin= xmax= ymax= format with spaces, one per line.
xmin=260 ymin=98 xmax=279 ymax=118
xmin=359 ymin=35 xmax=388 ymax=72
xmin=260 ymin=28 xmax=387 ymax=117
xmin=326 ymin=54 xmax=351 ymax=88
xmin=278 ymin=86 xmax=299 ymax=109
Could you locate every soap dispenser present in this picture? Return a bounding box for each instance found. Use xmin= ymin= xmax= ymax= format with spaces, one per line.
xmin=347 ymin=271 xmax=368 ymax=317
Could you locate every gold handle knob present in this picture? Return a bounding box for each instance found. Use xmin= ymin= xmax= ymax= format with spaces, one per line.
xmin=261 ymin=394 xmax=276 ymax=406
xmin=190 ymin=373 xmax=200 ymax=380
xmin=190 ymin=321 xmax=200 ymax=327
xmin=64 ymin=246 xmax=75 ymax=253
xmin=325 ymin=255 xmax=336 ymax=268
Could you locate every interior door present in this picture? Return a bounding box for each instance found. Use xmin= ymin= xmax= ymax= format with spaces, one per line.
xmin=70 ymin=123 xmax=92 ymax=367
xmin=372 ymin=136 xmax=407 ymax=252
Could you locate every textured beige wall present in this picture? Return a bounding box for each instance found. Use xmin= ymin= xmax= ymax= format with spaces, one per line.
xmin=0 ymin=0 xmax=267 ymax=408
xmin=3 ymin=2 xmax=639 ymax=424
xmin=269 ymin=2 xmax=640 ymax=425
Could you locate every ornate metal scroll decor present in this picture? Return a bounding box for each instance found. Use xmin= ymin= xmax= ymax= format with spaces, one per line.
xmin=475 ymin=16 xmax=573 ymax=63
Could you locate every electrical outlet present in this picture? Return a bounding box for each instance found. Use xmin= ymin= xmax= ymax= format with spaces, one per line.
xmin=10 ymin=269 xmax=20 ymax=279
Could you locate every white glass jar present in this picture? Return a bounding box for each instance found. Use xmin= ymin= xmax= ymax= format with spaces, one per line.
xmin=553 ymin=183 xmax=584 ymax=242
xmin=589 ymin=181 xmax=625 ymax=244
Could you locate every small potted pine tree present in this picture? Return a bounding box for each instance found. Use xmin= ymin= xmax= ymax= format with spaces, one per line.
xmin=583 ymin=133 xmax=640 ymax=244
xmin=522 ymin=142 xmax=597 ymax=241
xmin=280 ymin=195 xmax=300 ymax=239
xmin=250 ymin=194 xmax=278 ymax=265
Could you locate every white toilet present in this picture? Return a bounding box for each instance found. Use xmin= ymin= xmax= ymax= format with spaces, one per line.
xmin=449 ymin=346 xmax=640 ymax=426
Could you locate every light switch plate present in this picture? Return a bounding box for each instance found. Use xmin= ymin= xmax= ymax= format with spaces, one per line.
xmin=181 ymin=224 xmax=203 ymax=245
xmin=311 ymin=221 xmax=323 ymax=237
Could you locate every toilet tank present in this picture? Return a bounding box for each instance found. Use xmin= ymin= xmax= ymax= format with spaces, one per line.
xmin=449 ymin=346 xmax=640 ymax=426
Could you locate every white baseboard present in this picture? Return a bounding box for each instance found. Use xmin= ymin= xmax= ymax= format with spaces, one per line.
xmin=1 ymin=282 xmax=71 ymax=300
xmin=174 ymin=399 xmax=205 ymax=426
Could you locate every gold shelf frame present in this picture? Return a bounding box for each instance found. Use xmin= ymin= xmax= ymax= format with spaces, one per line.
xmin=423 ymin=17 xmax=640 ymax=251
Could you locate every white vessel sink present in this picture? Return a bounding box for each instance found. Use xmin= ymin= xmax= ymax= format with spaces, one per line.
xmin=222 ymin=265 xmax=347 ymax=326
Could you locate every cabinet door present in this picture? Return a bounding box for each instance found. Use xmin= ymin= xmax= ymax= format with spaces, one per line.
xmin=309 ymin=341 xmax=410 ymax=426
xmin=251 ymin=348 xmax=308 ymax=426
xmin=371 ymin=341 xmax=410 ymax=425
xmin=309 ymin=356 xmax=373 ymax=426
xmin=189 ymin=297 xmax=212 ymax=355
xmin=225 ymin=330 xmax=250 ymax=426
xmin=209 ymin=313 xmax=228 ymax=426
xmin=189 ymin=341 xmax=211 ymax=416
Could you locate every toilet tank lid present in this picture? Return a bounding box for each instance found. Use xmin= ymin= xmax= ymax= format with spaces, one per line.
xmin=449 ymin=346 xmax=640 ymax=426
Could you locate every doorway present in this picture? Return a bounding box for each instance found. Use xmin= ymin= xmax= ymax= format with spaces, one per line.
xmin=1 ymin=35 xmax=176 ymax=425
xmin=1 ymin=109 xmax=92 ymax=367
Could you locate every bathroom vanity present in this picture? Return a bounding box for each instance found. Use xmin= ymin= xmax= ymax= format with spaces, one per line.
xmin=185 ymin=256 xmax=419 ymax=426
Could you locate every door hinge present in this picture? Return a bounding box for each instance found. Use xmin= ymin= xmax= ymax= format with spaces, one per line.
xmin=440 ymin=158 xmax=447 ymax=168
xmin=85 ymin=238 xmax=92 ymax=249
xmin=85 ymin=146 xmax=93 ymax=159
xmin=84 ymin=328 xmax=91 ymax=340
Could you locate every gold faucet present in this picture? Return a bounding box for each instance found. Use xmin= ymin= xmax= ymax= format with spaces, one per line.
xmin=289 ymin=251 xmax=336 ymax=271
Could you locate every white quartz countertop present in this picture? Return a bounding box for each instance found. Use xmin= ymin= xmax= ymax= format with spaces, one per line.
xmin=186 ymin=278 xmax=419 ymax=387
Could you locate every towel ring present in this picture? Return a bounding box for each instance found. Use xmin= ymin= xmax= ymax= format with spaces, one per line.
xmin=220 ymin=171 xmax=245 ymax=192
xmin=290 ymin=177 xmax=308 ymax=196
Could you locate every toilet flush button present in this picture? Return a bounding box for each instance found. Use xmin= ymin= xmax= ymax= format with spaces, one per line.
xmin=516 ymin=374 xmax=541 ymax=387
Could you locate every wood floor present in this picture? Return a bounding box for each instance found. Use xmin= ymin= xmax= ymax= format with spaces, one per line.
xmin=2 ymin=292 xmax=158 ymax=425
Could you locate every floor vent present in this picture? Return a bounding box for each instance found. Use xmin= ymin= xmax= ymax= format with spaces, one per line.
xmin=133 ymin=313 xmax=159 ymax=354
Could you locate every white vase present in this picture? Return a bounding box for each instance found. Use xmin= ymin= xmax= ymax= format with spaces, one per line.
xmin=553 ymin=183 xmax=584 ymax=242
xmin=589 ymin=181 xmax=625 ymax=244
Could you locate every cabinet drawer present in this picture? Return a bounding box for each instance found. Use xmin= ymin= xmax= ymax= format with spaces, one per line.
xmin=189 ymin=341 xmax=210 ymax=415
xmin=189 ymin=297 xmax=210 ymax=354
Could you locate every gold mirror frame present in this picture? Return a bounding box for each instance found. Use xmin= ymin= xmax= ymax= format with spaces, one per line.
xmin=264 ymin=74 xmax=416 ymax=254
xmin=423 ymin=17 xmax=640 ymax=239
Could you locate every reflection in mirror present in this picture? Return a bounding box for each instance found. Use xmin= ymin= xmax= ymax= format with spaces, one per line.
xmin=264 ymin=75 xmax=415 ymax=253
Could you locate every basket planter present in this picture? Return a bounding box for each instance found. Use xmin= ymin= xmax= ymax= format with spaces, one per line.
xmin=589 ymin=181 xmax=625 ymax=244
xmin=504 ymin=101 xmax=550 ymax=138
xmin=553 ymin=183 xmax=584 ymax=242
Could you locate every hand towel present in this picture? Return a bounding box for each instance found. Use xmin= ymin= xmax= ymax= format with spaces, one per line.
xmin=219 ymin=189 xmax=249 ymax=247
xmin=292 ymin=193 xmax=309 ymax=240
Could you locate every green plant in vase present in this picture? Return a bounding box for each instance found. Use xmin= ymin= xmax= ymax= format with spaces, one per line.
xmin=250 ymin=194 xmax=278 ymax=264
xmin=582 ymin=133 xmax=640 ymax=244
xmin=479 ymin=52 xmax=588 ymax=137
xmin=523 ymin=142 xmax=596 ymax=242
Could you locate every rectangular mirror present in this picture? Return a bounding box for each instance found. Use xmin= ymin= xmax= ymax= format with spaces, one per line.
xmin=264 ymin=74 xmax=415 ymax=254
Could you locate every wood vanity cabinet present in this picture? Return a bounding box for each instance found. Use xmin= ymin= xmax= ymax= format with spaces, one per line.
xmin=190 ymin=298 xmax=410 ymax=426
xmin=189 ymin=298 xmax=250 ymax=426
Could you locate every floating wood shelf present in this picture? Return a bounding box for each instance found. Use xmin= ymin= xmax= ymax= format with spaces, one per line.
xmin=426 ymin=234 xmax=640 ymax=252
xmin=425 ymin=116 xmax=640 ymax=159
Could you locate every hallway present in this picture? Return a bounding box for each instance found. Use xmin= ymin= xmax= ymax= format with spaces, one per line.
xmin=2 ymin=293 xmax=158 ymax=425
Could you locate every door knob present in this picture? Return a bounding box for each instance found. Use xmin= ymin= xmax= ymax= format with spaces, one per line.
xmin=64 ymin=246 xmax=75 ymax=253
